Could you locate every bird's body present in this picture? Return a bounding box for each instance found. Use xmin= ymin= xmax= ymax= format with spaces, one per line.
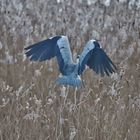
xmin=24 ymin=35 xmax=117 ymax=87
xmin=56 ymin=61 xmax=82 ymax=87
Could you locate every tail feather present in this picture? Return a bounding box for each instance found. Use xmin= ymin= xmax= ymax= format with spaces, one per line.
xmin=56 ymin=75 xmax=82 ymax=87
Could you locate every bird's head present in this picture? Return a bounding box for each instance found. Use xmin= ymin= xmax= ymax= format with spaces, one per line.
xmin=76 ymin=55 xmax=80 ymax=64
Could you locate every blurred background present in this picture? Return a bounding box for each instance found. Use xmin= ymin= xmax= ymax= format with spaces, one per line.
xmin=0 ymin=0 xmax=140 ymax=139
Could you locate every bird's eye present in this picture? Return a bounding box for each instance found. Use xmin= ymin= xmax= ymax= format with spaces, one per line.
xmin=77 ymin=55 xmax=80 ymax=58
xmin=60 ymin=46 xmax=65 ymax=49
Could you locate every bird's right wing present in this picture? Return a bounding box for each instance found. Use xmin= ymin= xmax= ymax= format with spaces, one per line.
xmin=78 ymin=40 xmax=117 ymax=76
xmin=24 ymin=36 xmax=73 ymax=74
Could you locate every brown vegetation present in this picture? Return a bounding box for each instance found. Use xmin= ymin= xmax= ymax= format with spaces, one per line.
xmin=0 ymin=0 xmax=140 ymax=140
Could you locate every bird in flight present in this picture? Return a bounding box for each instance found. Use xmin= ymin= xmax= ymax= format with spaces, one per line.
xmin=24 ymin=36 xmax=117 ymax=87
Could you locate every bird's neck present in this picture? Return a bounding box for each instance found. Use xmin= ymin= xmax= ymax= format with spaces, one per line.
xmin=76 ymin=57 xmax=79 ymax=64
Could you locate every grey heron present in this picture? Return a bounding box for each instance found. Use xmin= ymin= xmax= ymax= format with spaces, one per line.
xmin=24 ymin=36 xmax=117 ymax=87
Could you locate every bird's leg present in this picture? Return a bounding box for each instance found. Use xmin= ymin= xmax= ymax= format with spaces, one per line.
xmin=59 ymin=85 xmax=70 ymax=139
xmin=63 ymin=85 xmax=69 ymax=105
xmin=60 ymin=85 xmax=70 ymax=111
xmin=60 ymin=85 xmax=67 ymax=98
xmin=74 ymin=87 xmax=77 ymax=105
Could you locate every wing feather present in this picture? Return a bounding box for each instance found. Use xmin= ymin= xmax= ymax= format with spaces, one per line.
xmin=57 ymin=36 xmax=73 ymax=65
xmin=78 ymin=40 xmax=117 ymax=76
xmin=24 ymin=36 xmax=73 ymax=74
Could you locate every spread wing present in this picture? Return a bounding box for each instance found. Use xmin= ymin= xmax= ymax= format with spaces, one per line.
xmin=24 ymin=36 xmax=73 ymax=74
xmin=78 ymin=40 xmax=117 ymax=76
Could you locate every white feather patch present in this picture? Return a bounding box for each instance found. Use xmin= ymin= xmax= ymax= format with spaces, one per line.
xmin=57 ymin=36 xmax=73 ymax=64
xmin=79 ymin=40 xmax=95 ymax=65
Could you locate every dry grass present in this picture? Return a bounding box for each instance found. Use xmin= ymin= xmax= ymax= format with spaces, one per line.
xmin=0 ymin=0 xmax=140 ymax=140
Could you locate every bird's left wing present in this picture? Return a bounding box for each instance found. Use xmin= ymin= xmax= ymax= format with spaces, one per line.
xmin=24 ymin=36 xmax=73 ymax=74
xmin=78 ymin=40 xmax=117 ymax=76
